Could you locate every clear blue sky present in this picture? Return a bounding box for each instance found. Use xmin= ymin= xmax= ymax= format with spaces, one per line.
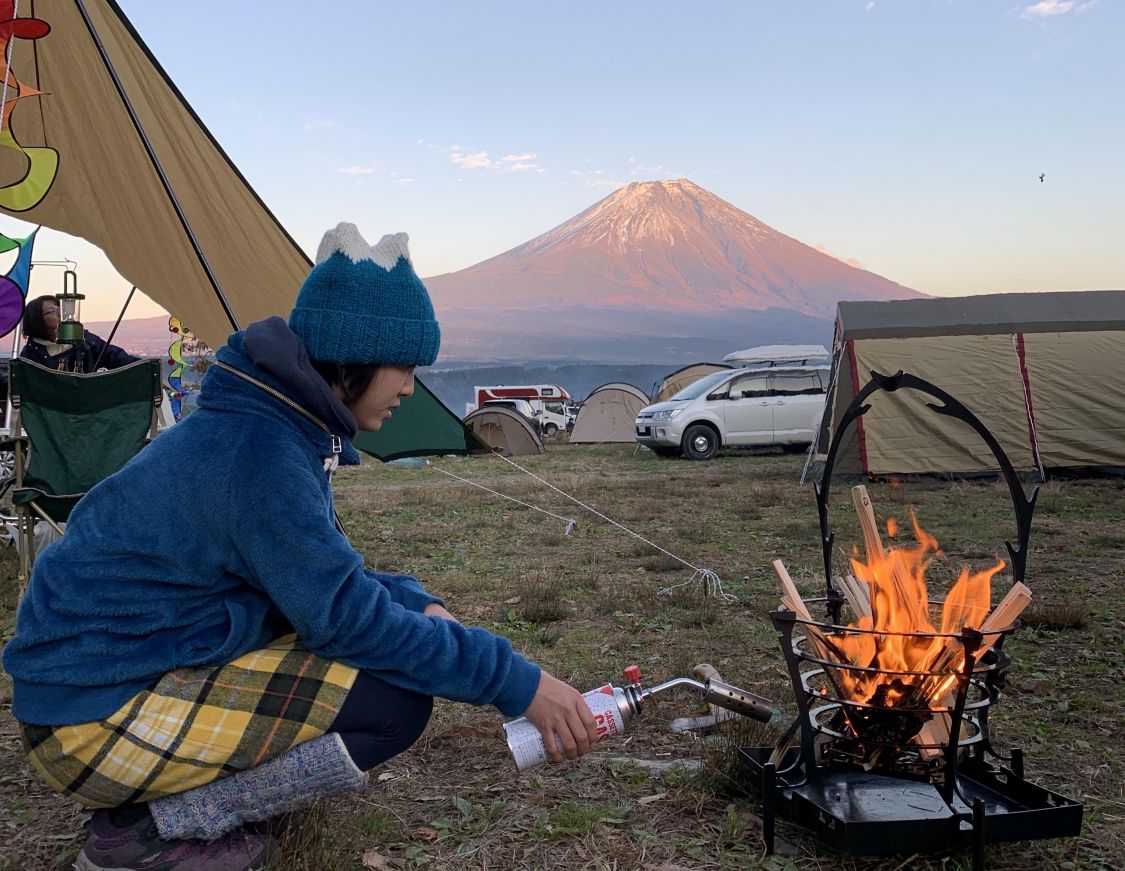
xmin=1 ymin=0 xmax=1121 ymax=321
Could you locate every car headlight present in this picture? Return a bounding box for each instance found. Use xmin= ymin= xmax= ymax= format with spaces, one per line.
xmin=652 ymin=409 xmax=681 ymax=421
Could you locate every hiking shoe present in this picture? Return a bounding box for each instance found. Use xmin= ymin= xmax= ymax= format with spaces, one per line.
xmin=74 ymin=808 xmax=279 ymax=870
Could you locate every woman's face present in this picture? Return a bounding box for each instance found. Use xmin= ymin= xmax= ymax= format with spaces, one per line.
xmin=41 ymin=300 xmax=60 ymax=339
xmin=347 ymin=365 xmax=416 ymax=431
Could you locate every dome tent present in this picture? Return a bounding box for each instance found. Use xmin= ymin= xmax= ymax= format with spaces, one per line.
xmin=569 ymin=383 xmax=649 ymax=444
xmin=463 ymin=405 xmax=544 ymax=456
xmin=651 ymin=362 xmax=732 ymax=402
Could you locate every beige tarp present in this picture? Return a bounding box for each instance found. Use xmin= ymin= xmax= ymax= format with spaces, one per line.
xmin=653 ymin=363 xmax=730 ymax=402
xmin=463 ymin=406 xmax=543 ymax=456
xmin=0 ymin=1 xmax=481 ymax=463
xmin=0 ymin=0 xmax=309 ymax=348
xmin=570 ymin=383 xmax=649 ymax=444
xmin=1024 ymin=330 xmax=1125 ymax=468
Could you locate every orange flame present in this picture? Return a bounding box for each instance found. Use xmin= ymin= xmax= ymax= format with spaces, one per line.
xmin=838 ymin=509 xmax=1005 ymax=708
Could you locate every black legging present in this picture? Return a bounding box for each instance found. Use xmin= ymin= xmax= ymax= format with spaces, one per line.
xmin=328 ymin=670 xmax=433 ymax=771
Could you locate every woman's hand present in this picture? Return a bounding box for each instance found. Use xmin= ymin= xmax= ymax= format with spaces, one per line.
xmin=522 ymin=671 xmax=600 ymax=763
xmin=423 ymin=602 xmax=457 ymax=622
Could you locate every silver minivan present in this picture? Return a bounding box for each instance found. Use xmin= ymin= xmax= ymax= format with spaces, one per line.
xmin=634 ymin=365 xmax=829 ymax=460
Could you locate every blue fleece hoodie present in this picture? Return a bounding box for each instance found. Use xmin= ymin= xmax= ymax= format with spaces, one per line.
xmin=3 ymin=317 xmax=541 ymax=726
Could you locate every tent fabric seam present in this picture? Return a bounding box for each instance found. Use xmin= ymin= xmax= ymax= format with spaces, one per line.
xmin=73 ymin=0 xmax=237 ymax=330
xmin=101 ymin=0 xmax=312 ymax=272
xmin=845 ymin=338 xmax=869 ymax=475
xmin=1014 ymin=333 xmax=1043 ymax=476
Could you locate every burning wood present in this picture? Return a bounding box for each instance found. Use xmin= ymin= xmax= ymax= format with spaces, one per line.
xmin=774 ymin=485 xmax=1032 ymax=762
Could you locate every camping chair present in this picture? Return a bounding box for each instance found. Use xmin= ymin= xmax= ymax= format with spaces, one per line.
xmin=7 ymin=359 xmax=163 ymax=592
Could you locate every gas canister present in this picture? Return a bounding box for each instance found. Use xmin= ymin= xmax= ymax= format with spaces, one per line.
xmin=503 ymin=665 xmax=773 ymax=770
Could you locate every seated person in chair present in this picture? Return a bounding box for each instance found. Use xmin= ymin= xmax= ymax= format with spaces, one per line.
xmin=19 ymin=295 xmax=138 ymax=373
xmin=3 ymin=225 xmax=598 ymax=871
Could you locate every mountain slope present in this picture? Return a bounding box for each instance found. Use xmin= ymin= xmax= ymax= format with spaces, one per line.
xmin=85 ymin=181 xmax=921 ymax=364
xmin=426 ymin=179 xmax=921 ymax=320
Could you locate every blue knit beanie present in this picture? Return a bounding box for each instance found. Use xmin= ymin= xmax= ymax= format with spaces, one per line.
xmin=288 ymin=223 xmax=440 ymax=366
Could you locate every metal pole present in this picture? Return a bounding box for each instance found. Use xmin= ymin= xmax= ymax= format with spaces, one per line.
xmin=92 ymin=284 xmax=137 ymax=371
xmin=4 ymin=320 xmax=20 ymax=433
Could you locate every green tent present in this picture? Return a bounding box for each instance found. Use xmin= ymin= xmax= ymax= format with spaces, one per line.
xmin=355 ymin=379 xmax=488 ymax=461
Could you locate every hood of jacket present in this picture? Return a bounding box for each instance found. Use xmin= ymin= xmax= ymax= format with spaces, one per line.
xmin=199 ymin=316 xmax=361 ymax=465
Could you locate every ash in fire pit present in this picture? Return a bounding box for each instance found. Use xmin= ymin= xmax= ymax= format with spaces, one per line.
xmin=740 ymin=371 xmax=1083 ymax=871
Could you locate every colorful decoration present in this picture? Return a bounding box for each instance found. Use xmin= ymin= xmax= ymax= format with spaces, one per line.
xmin=0 ymin=1 xmax=58 ymax=211
xmin=0 ymin=225 xmax=36 ymax=337
xmin=165 ymin=316 xmax=213 ymax=420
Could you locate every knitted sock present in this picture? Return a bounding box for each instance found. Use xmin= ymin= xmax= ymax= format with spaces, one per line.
xmin=149 ymin=733 xmax=366 ymax=842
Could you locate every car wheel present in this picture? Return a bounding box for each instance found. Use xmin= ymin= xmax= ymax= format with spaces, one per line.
xmin=682 ymin=425 xmax=719 ymax=461
xmin=543 ymin=423 xmax=559 ymax=438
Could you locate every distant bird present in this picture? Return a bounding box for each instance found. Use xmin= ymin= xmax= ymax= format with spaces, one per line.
xmin=1039 ymin=173 xmax=1045 ymax=183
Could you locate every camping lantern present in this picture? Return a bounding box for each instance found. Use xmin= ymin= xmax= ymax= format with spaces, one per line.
xmin=56 ymin=268 xmax=86 ymax=345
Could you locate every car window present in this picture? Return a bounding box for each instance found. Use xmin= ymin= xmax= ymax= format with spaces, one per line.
xmin=669 ymin=370 xmax=734 ymax=400
xmin=772 ymin=371 xmax=825 ymax=395
xmin=544 ymin=401 xmax=564 ymax=414
xmin=727 ymin=374 xmax=770 ymax=398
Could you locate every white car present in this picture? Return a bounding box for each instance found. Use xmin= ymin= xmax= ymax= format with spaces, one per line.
xmin=634 ymin=365 xmax=829 ymax=460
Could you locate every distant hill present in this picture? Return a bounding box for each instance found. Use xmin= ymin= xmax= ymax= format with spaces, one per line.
xmin=425 ymin=178 xmax=923 ymax=362
xmin=86 ymin=315 xmax=176 ymax=357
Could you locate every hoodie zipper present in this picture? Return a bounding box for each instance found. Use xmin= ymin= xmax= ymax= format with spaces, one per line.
xmin=214 ymin=359 xmax=351 ymax=538
xmin=213 ymin=359 xmax=343 ymax=465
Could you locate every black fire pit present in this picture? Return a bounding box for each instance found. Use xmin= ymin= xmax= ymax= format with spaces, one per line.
xmin=741 ymin=371 xmax=1083 ymax=870
xmin=741 ymin=744 xmax=1082 ymax=863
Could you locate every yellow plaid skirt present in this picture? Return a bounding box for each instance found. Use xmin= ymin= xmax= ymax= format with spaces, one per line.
xmin=19 ymin=636 xmax=358 ymax=808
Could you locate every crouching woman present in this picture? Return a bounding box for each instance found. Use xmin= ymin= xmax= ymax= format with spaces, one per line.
xmin=2 ymin=225 xmax=597 ymax=871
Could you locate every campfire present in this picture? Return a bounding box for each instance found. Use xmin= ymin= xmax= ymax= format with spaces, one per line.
xmin=771 ymin=485 xmax=1031 ymax=771
xmin=739 ymin=369 xmax=1083 ymax=870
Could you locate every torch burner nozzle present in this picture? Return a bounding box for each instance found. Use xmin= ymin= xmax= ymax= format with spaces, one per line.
xmin=638 ymin=677 xmax=774 ymax=724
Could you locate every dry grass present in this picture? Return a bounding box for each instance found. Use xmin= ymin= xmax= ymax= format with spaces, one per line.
xmin=2 ymin=446 xmax=1124 ymax=869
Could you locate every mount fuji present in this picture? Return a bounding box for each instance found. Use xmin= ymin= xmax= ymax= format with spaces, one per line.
xmin=425 ymin=179 xmax=922 ymax=363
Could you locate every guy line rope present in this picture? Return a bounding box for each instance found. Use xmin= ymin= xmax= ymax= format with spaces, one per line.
xmin=426 ymin=452 xmax=735 ymax=602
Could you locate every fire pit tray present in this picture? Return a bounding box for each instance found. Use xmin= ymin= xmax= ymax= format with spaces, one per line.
xmin=739 ymin=746 xmax=1083 ymax=857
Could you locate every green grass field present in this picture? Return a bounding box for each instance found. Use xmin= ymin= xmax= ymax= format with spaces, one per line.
xmin=2 ymin=445 xmax=1122 ymax=870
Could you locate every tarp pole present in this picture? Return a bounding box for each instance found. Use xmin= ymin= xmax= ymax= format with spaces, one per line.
xmin=4 ymin=322 xmax=21 ymax=433
xmin=71 ymin=0 xmax=240 ymax=332
xmin=93 ymin=284 xmax=137 ymax=370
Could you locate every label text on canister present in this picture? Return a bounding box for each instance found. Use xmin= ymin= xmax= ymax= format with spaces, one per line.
xmin=504 ymin=684 xmax=626 ymax=770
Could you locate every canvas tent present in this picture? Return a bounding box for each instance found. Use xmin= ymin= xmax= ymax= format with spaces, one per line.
xmin=569 ymin=382 xmax=649 ymax=444
xmin=811 ymin=290 xmax=1125 ymax=478
xmin=463 ymin=405 xmax=544 ymax=457
xmin=651 ymin=363 xmax=731 ymax=403
xmin=0 ymin=0 xmax=483 ymax=461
